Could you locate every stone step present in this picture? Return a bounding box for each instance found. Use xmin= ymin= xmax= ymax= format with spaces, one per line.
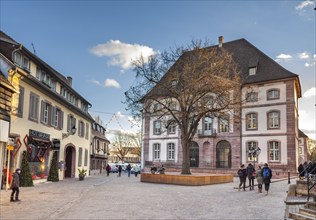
xmin=306 ymin=202 xmax=316 ymax=210
xmin=289 ymin=212 xmax=316 ymax=220
xmin=299 ymin=208 xmax=316 ymax=218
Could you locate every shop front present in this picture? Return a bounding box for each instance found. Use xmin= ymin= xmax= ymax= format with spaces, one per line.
xmin=24 ymin=129 xmax=51 ymax=180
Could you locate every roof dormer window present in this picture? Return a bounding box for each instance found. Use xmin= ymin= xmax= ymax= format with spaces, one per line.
xmin=249 ymin=67 xmax=257 ymax=76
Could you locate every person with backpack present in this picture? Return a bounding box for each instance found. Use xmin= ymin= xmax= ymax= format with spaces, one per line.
xmin=237 ymin=164 xmax=247 ymax=191
xmin=10 ymin=168 xmax=21 ymax=202
xmin=262 ymin=163 xmax=272 ymax=195
xmin=246 ymin=163 xmax=255 ymax=191
xmin=256 ymin=166 xmax=263 ymax=193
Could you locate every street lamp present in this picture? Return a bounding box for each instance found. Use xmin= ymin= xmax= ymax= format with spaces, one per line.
xmin=251 ymin=147 xmax=261 ymax=169
xmin=62 ymin=126 xmax=76 ymax=139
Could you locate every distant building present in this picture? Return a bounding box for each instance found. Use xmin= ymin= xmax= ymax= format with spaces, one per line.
xmin=142 ymin=37 xmax=302 ymax=177
xmin=90 ymin=121 xmax=110 ymax=175
xmin=0 ymin=30 xmax=93 ymax=180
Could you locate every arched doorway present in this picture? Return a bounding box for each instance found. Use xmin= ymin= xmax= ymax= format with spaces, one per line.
xmin=216 ymin=140 xmax=231 ymax=168
xmin=65 ymin=146 xmax=75 ymax=178
xmin=190 ymin=141 xmax=199 ymax=167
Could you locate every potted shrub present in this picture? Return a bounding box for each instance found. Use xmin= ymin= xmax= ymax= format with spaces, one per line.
xmin=78 ymin=168 xmax=87 ymax=181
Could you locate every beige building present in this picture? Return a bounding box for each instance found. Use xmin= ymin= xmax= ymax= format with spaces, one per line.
xmin=0 ymin=31 xmax=93 ymax=180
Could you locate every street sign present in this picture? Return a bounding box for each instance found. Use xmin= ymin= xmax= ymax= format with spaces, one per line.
xmin=7 ymin=145 xmax=14 ymax=150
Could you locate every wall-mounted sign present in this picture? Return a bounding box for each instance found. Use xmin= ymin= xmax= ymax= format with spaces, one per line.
xmin=29 ymin=129 xmax=50 ymax=140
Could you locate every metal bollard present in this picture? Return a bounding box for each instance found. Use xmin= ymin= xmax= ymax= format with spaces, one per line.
xmin=288 ymin=170 xmax=290 ymax=184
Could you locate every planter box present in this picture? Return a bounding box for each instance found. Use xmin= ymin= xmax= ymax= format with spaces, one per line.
xmin=141 ymin=172 xmax=233 ymax=186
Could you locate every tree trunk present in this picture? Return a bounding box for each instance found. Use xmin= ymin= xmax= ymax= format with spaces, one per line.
xmin=181 ymin=135 xmax=191 ymax=175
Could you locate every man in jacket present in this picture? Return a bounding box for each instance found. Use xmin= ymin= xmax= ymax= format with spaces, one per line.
xmin=246 ymin=163 xmax=255 ymax=190
xmin=262 ymin=163 xmax=272 ymax=195
xmin=10 ymin=168 xmax=21 ymax=202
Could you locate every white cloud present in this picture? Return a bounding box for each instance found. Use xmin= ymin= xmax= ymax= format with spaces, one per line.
xmin=295 ymin=0 xmax=315 ymax=10
xmin=298 ymin=52 xmax=310 ymax=59
xmin=275 ymin=53 xmax=292 ymax=62
xmin=104 ymin=78 xmax=120 ymax=88
xmin=90 ymin=79 xmax=102 ymax=86
xmin=90 ymin=40 xmax=157 ymax=69
xmin=303 ymin=87 xmax=316 ymax=98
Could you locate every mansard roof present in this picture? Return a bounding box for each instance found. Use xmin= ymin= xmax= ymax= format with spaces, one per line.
xmin=143 ymin=38 xmax=302 ymax=101
xmin=212 ymin=38 xmax=299 ymax=85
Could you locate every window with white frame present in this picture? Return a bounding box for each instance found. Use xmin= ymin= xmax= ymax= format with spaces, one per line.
xmin=247 ymin=141 xmax=257 ymax=161
xmin=246 ymin=112 xmax=257 ymax=130
xmin=267 ymin=89 xmax=280 ymax=100
xmin=153 ymin=120 xmax=161 ymax=135
xmin=249 ymin=67 xmax=257 ymax=75
xmin=246 ymin=92 xmax=258 ymax=102
xmin=219 ymin=115 xmax=229 ymax=132
xmin=167 ymin=120 xmax=176 ymax=134
xmin=269 ymin=141 xmax=280 ymax=161
xmin=167 ymin=143 xmax=175 ymax=160
xmin=268 ymin=111 xmax=280 ymax=129
xmin=40 ymin=101 xmax=52 ymax=125
xmin=29 ymin=92 xmax=39 ymax=121
xmin=153 ymin=143 xmax=160 ymax=160
xmin=204 ymin=116 xmax=213 ymax=132
xmin=51 ymin=107 xmax=63 ymax=129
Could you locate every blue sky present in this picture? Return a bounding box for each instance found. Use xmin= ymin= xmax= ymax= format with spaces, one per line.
xmin=1 ymin=1 xmax=315 ymax=139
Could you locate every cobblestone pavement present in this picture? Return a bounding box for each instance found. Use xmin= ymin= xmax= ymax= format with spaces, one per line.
xmin=0 ymin=172 xmax=292 ymax=220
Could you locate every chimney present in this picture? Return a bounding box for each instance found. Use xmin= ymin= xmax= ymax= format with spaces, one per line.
xmin=218 ymin=36 xmax=224 ymax=48
xmin=66 ymin=76 xmax=72 ymax=87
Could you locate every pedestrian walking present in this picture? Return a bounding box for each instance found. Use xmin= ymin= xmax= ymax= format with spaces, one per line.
xmin=117 ymin=165 xmax=122 ymax=177
xmin=10 ymin=168 xmax=21 ymax=202
xmin=133 ymin=164 xmax=139 ymax=177
xmin=262 ymin=163 xmax=272 ymax=195
xmin=105 ymin=164 xmax=111 ymax=176
xmin=237 ymin=164 xmax=247 ymax=191
xmin=126 ymin=164 xmax=131 ymax=177
xmin=246 ymin=163 xmax=255 ymax=190
xmin=256 ymin=166 xmax=263 ymax=193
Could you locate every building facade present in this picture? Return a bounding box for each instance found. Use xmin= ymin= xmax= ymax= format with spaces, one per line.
xmin=142 ymin=37 xmax=302 ymax=177
xmin=0 ymin=31 xmax=94 ymax=181
xmin=90 ymin=121 xmax=110 ymax=175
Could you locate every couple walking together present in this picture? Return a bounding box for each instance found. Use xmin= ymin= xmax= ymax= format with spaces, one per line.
xmin=237 ymin=163 xmax=272 ymax=195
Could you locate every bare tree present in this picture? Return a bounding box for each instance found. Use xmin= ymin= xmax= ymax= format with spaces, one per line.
xmin=110 ymin=131 xmax=141 ymax=161
xmin=124 ymin=40 xmax=242 ymax=174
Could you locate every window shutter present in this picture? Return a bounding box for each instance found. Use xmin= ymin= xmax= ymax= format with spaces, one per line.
xmin=59 ymin=111 xmax=64 ymax=130
xmin=67 ymin=115 xmax=71 ymax=132
xmin=40 ymin=100 xmax=45 ymax=123
xmin=51 ymin=106 xmax=56 ymax=126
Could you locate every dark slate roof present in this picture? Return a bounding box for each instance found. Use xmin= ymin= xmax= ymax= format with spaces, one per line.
xmin=299 ymin=129 xmax=309 ymax=138
xmin=205 ymin=38 xmax=299 ymax=85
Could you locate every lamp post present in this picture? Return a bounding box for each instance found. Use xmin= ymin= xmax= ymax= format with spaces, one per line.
xmin=251 ymin=147 xmax=261 ymax=169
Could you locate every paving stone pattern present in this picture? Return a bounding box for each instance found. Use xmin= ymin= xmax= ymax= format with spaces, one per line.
xmin=0 ymin=173 xmax=291 ymax=220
